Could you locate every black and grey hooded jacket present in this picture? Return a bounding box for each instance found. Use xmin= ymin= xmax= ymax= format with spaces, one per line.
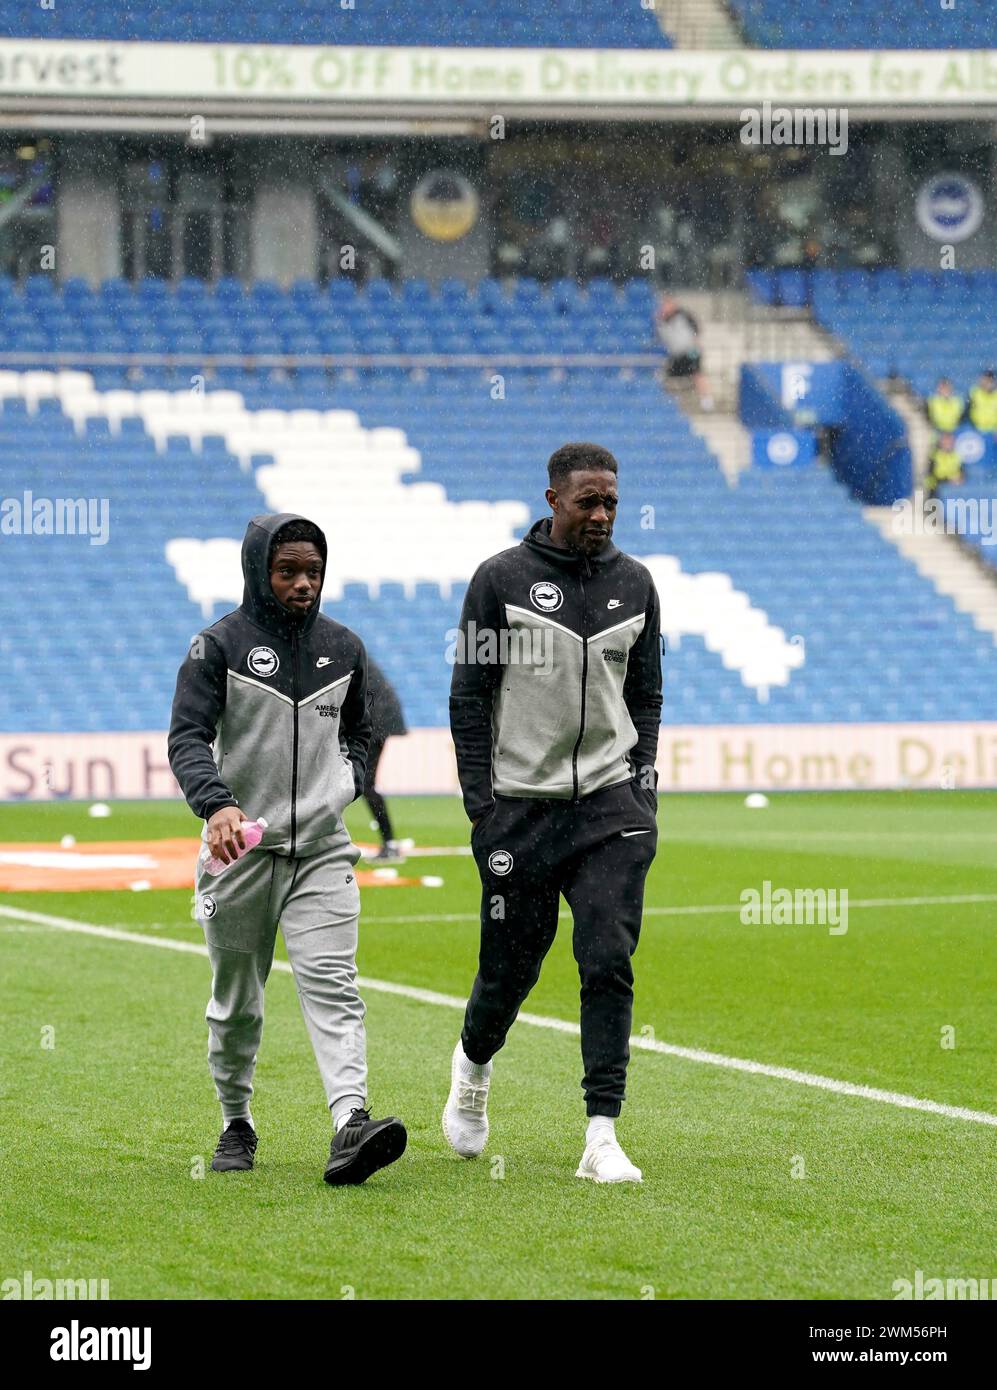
xmin=168 ymin=512 xmax=371 ymax=858
xmin=450 ymin=517 xmax=663 ymax=822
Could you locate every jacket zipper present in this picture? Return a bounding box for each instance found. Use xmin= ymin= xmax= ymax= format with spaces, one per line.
xmin=290 ymin=631 xmax=300 ymax=856
xmin=569 ymin=569 xmax=588 ymax=802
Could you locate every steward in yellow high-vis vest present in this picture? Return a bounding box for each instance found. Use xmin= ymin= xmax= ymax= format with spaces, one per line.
xmin=925 ymin=434 xmax=963 ymax=496
xmin=969 ymin=370 xmax=997 ymax=433
xmin=925 ymin=378 xmax=964 ymax=433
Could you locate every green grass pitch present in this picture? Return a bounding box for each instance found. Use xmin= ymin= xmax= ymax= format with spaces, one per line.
xmin=0 ymin=790 xmax=994 ymax=1300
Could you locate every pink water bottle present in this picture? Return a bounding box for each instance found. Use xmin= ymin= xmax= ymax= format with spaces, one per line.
xmin=203 ymin=817 xmax=269 ymax=876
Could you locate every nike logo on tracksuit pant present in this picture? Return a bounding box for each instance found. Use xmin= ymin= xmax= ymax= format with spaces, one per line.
xmin=462 ymin=779 xmax=658 ymax=1118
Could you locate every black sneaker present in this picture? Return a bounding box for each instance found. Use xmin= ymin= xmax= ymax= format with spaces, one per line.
xmin=367 ymin=844 xmax=404 ymax=866
xmin=211 ymin=1118 xmax=258 ymax=1172
xmin=323 ymin=1107 xmax=407 ymax=1185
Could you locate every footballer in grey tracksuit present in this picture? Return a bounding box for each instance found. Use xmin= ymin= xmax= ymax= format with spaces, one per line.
xmin=168 ymin=512 xmax=405 ymax=1182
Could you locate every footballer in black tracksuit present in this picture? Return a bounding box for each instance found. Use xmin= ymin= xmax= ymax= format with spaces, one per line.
xmin=450 ymin=461 xmax=663 ymax=1118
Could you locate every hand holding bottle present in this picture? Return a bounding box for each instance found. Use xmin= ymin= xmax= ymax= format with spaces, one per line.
xmin=203 ymin=809 xmax=268 ymax=876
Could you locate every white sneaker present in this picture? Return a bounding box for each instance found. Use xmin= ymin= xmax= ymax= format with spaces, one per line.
xmin=575 ymin=1133 xmax=642 ymax=1183
xmin=442 ymin=1042 xmax=491 ymax=1158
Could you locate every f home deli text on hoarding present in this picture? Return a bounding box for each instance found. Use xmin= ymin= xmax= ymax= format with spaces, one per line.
xmin=2 ymin=724 xmax=996 ymax=801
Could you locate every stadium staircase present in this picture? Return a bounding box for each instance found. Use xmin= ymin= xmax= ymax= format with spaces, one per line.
xmin=663 ymin=288 xmax=839 ymax=481
xmin=884 ymin=386 xmax=934 ymax=486
xmin=654 ymin=1 xmax=742 ymax=48
xmin=744 ymin=266 xmax=997 ymax=624
xmin=864 ymin=507 xmax=997 ymax=645
xmin=746 ymin=269 xmax=997 ymax=402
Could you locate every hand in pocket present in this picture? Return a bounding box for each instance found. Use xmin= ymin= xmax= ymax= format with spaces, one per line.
xmin=470 ymin=804 xmax=497 ymax=845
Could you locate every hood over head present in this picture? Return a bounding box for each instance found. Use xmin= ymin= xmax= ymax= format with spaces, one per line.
xmin=239 ymin=512 xmax=327 ymax=638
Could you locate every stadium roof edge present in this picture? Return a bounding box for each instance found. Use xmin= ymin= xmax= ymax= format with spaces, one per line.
xmin=2 ymin=103 xmax=997 ymax=133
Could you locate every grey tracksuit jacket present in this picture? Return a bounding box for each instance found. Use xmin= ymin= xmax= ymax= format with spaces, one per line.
xmin=167 ymin=512 xmax=371 ymax=857
xmin=449 ymin=517 xmax=663 ymax=821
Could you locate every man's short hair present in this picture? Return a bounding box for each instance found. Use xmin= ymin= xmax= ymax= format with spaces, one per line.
xmin=548 ymin=442 xmax=619 ymax=488
xmin=269 ymin=518 xmax=325 ymax=566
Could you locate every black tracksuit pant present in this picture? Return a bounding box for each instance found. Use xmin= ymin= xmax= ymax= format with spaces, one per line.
xmin=461 ymin=779 xmax=658 ymax=1117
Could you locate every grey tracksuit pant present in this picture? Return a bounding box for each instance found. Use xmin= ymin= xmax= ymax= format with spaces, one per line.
xmin=193 ymin=835 xmax=365 ymax=1122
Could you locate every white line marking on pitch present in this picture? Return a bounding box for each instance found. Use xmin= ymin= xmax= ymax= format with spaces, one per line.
xmin=397 ymin=831 xmax=997 ymax=850
xmin=1 ymin=902 xmax=995 ymax=1130
xmin=663 ymin=829 xmax=997 ymax=842
xmin=364 ymin=892 xmax=997 ymax=926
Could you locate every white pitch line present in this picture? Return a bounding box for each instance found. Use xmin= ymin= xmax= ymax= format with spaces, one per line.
xmin=1 ymin=903 xmax=995 ymax=1130
xmin=383 ymin=830 xmax=997 ymax=851
xmin=663 ymin=829 xmax=997 ymax=842
xmin=359 ymin=844 xmax=473 ymax=858
xmin=366 ymin=891 xmax=997 ymax=926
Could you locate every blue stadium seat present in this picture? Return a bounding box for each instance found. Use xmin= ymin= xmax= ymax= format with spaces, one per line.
xmin=1 ymin=273 xmax=995 ymax=732
xmin=728 ymin=0 xmax=990 ymax=48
